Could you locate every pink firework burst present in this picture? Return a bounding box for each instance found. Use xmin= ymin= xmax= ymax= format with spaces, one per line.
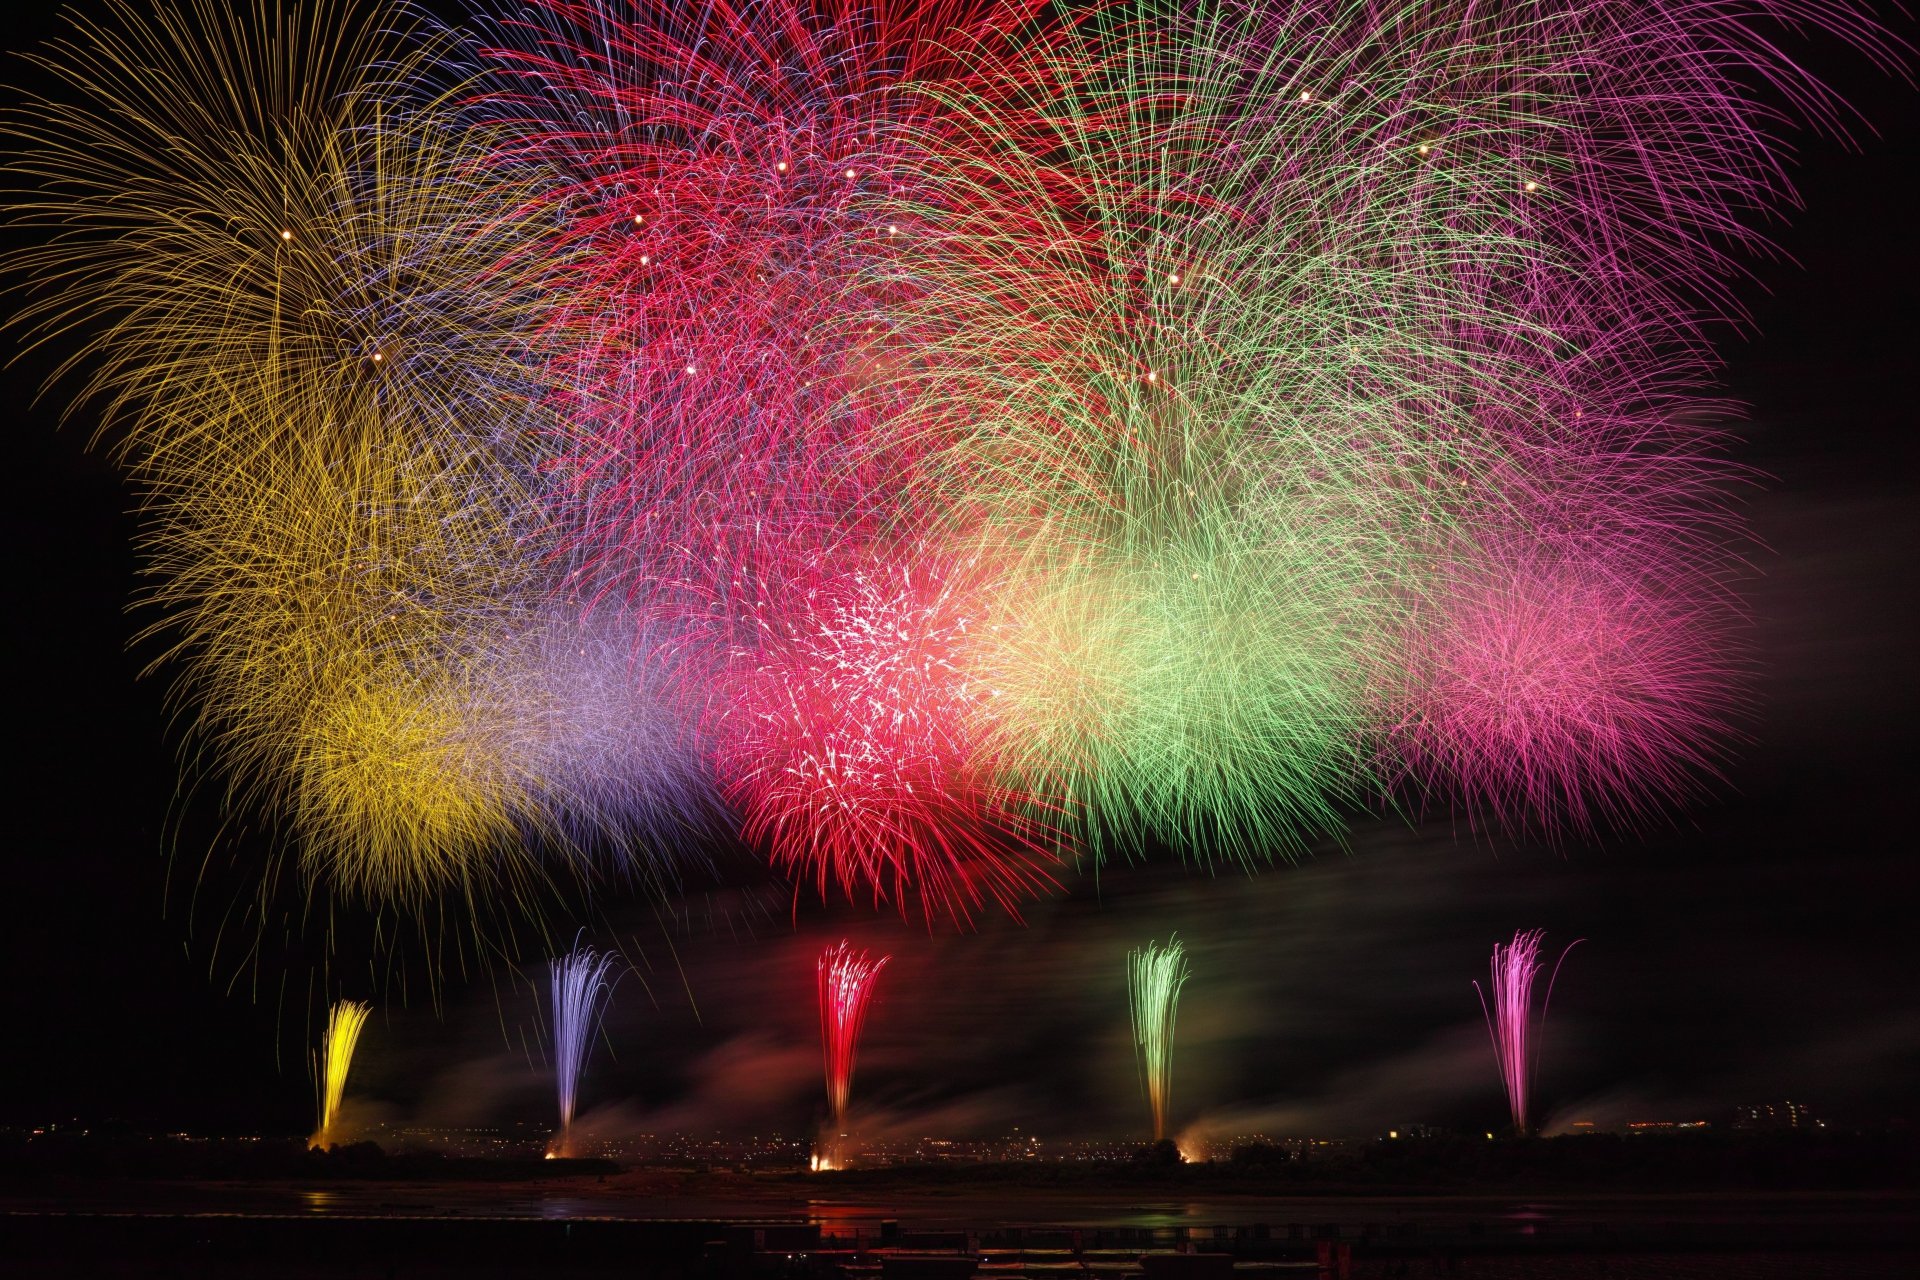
xmin=1396 ymin=546 xmax=1744 ymax=835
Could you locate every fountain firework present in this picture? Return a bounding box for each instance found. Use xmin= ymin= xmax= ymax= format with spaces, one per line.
xmin=549 ymin=941 xmax=620 ymax=1158
xmin=311 ymin=999 xmax=371 ymax=1150
xmin=1476 ymin=929 xmax=1581 ymax=1136
xmin=817 ymin=940 xmax=889 ymax=1169
xmin=1129 ymin=936 xmax=1190 ymax=1141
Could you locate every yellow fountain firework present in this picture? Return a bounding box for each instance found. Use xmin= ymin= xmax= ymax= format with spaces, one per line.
xmin=311 ymin=998 xmax=371 ymax=1149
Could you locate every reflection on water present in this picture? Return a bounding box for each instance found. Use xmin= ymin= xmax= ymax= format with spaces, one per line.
xmin=1502 ymin=1203 xmax=1573 ymax=1236
xmin=808 ymin=1200 xmax=896 ymax=1225
xmin=1116 ymin=1204 xmax=1235 ymax=1228
xmin=16 ymin=1178 xmax=1920 ymax=1248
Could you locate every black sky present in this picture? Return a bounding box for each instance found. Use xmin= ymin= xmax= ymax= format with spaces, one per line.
xmin=1 ymin=4 xmax=1916 ymax=1141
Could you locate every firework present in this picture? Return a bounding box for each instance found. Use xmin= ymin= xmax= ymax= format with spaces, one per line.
xmin=1475 ymin=929 xmax=1581 ymax=1136
xmin=311 ymin=999 xmax=372 ymax=1150
xmin=817 ymin=939 xmax=888 ymax=1166
xmin=0 ymin=0 xmax=735 ymax=912
xmin=465 ymin=0 xmax=1046 ymax=613
xmin=6 ymin=0 xmax=1902 ymax=930
xmin=136 ymin=412 xmax=558 ymax=902
xmin=1129 ymin=936 xmax=1190 ymax=1141
xmin=965 ymin=518 xmax=1384 ymax=864
xmin=2 ymin=1 xmax=581 ymax=906
xmin=549 ymin=941 xmax=621 ymax=1158
xmin=487 ymin=608 xmax=724 ymax=869
xmin=715 ymin=556 xmax=1060 ymax=921
xmin=4 ymin=1 xmax=544 ymax=470
xmin=886 ymin=0 xmax=1550 ymax=856
xmin=879 ymin=0 xmax=1902 ymax=848
xmin=1393 ymin=544 xmax=1744 ymax=833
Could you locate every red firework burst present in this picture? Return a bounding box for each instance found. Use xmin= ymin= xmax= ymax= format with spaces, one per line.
xmin=477 ymin=0 xmax=1049 ymax=615
xmin=713 ymin=555 xmax=1060 ymax=921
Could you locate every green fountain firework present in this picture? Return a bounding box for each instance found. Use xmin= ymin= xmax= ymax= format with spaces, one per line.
xmin=1128 ymin=935 xmax=1191 ymax=1141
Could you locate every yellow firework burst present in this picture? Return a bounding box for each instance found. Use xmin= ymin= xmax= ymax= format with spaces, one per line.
xmin=6 ymin=2 xmax=568 ymax=904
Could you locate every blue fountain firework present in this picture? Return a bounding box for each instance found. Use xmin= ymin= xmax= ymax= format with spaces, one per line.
xmin=549 ymin=941 xmax=620 ymax=1157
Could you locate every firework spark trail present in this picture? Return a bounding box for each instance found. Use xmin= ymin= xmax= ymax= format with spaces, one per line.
xmin=1 ymin=1 xmax=561 ymax=901
xmin=311 ymin=999 xmax=371 ymax=1150
xmin=3 ymin=1 xmax=549 ymax=471
xmin=147 ymin=427 xmax=543 ymax=901
xmin=549 ymin=941 xmax=620 ymax=1158
xmin=484 ymin=608 xmax=725 ymax=866
xmin=885 ymin=0 xmax=1541 ymax=856
xmin=1392 ymin=546 xmax=1745 ymax=834
xmin=882 ymin=0 xmax=1899 ymax=848
xmin=453 ymin=0 xmax=1075 ymax=920
xmin=1129 ymin=936 xmax=1190 ymax=1142
xmin=818 ymin=940 xmax=889 ymax=1142
xmin=1475 ymin=929 xmax=1581 ymax=1136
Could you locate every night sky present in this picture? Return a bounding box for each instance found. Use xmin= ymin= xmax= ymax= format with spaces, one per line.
xmin=2 ymin=5 xmax=1916 ymax=1144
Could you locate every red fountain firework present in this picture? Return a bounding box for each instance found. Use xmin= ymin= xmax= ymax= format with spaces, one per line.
xmin=817 ymin=939 xmax=889 ymax=1162
xmin=1475 ymin=929 xmax=1581 ymax=1137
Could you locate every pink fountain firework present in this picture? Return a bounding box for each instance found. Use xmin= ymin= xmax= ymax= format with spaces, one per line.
xmin=1476 ymin=929 xmax=1581 ymax=1136
xmin=818 ymin=939 xmax=889 ymax=1164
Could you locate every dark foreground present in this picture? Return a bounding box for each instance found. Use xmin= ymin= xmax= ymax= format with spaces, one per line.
xmin=4 ymin=1209 xmax=1917 ymax=1279
xmin=5 ymin=1173 xmax=1918 ymax=1279
xmin=5 ymin=1134 xmax=1917 ymax=1277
